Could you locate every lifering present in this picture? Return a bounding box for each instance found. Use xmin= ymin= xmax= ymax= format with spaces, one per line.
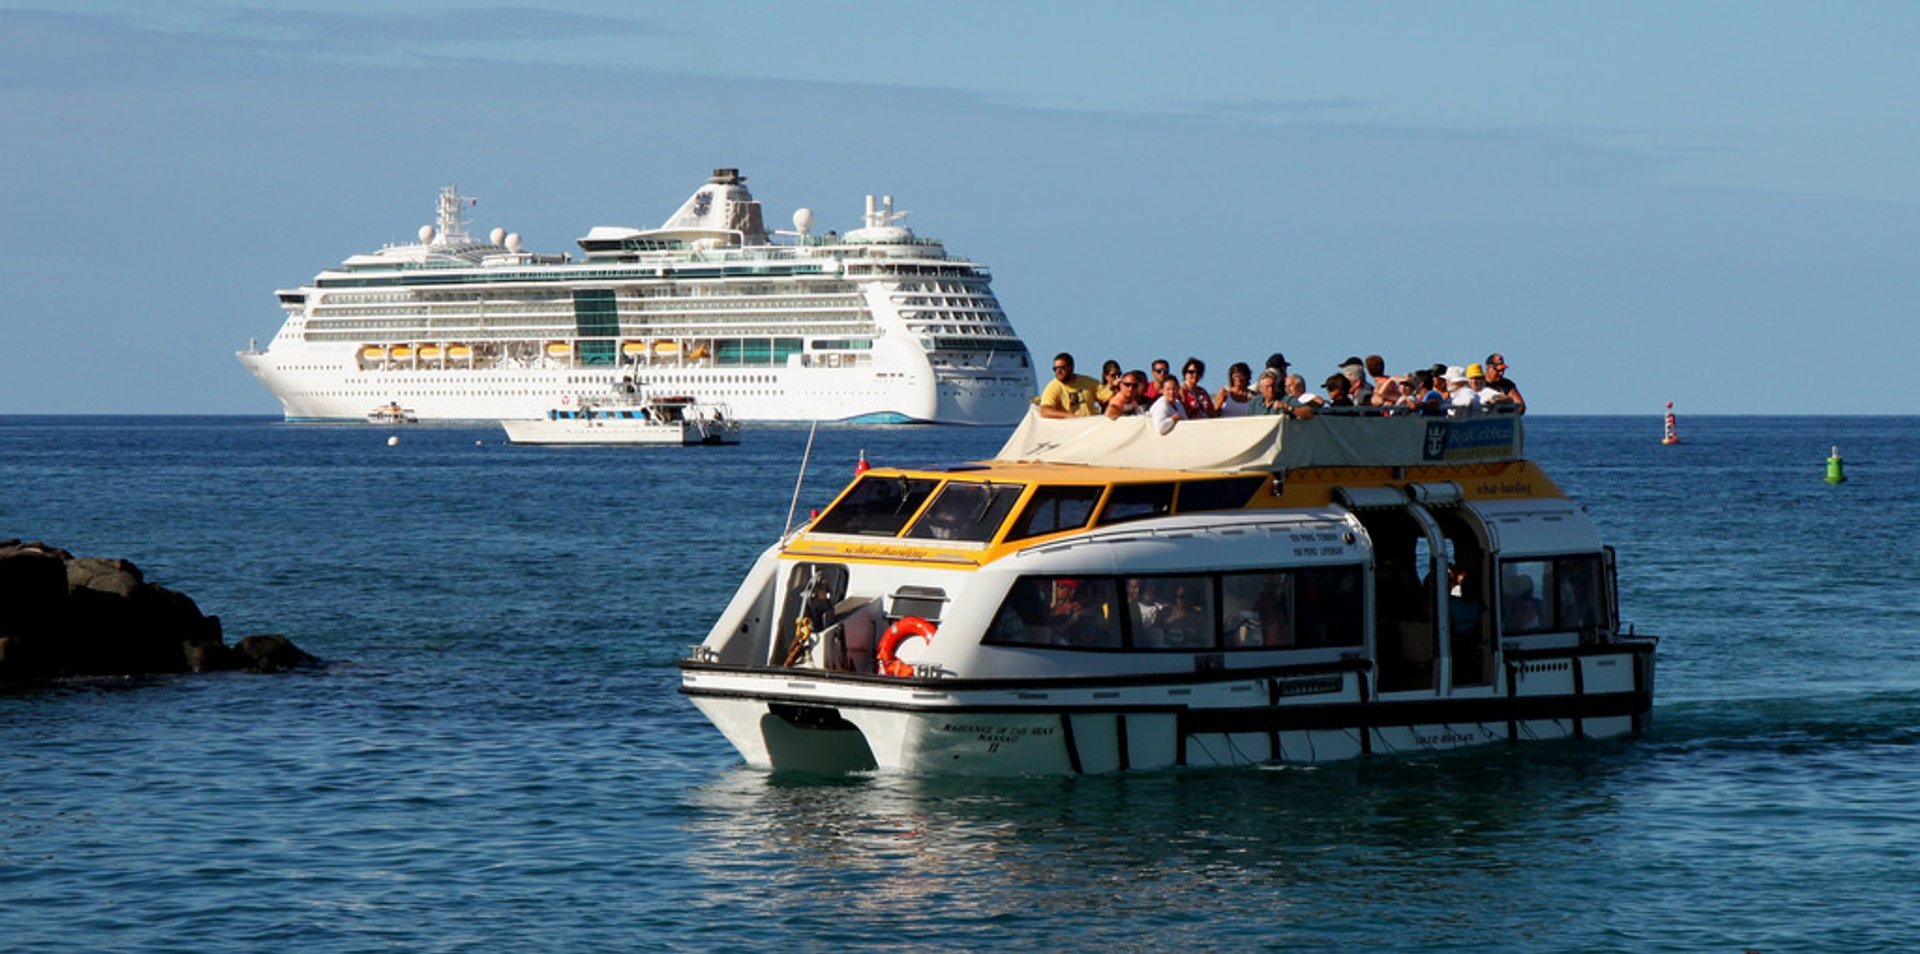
xmin=876 ymin=616 xmax=937 ymax=678
xmin=561 ymin=394 xmax=572 ymax=405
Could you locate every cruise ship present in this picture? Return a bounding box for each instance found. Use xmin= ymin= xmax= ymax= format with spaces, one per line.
xmin=237 ymin=169 xmax=1036 ymax=424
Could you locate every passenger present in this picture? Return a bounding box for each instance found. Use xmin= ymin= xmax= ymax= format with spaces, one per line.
xmin=1103 ymin=371 xmax=1149 ymax=419
xmin=1121 ymin=572 xmax=1167 ymax=641
xmin=1340 ymin=356 xmax=1374 ymax=407
xmin=1446 ymin=564 xmax=1481 ymax=637
xmin=1214 ymin=361 xmax=1255 ymax=417
xmin=1446 ymin=366 xmax=1481 ymax=414
xmin=1037 ymin=352 xmax=1100 ymax=418
xmin=1482 ymin=352 xmax=1526 ymax=414
xmin=1365 ymin=354 xmax=1393 ymax=392
xmin=1149 ymin=376 xmax=1187 ymax=434
xmin=1282 ymin=373 xmax=1324 ymax=419
xmin=1146 ymin=358 xmax=1174 ymax=400
xmin=1095 ymin=359 xmax=1124 ymax=411
xmin=1265 ymin=352 xmax=1291 ymax=380
xmin=1322 ymin=373 xmax=1355 ymax=408
xmin=1177 ymin=357 xmax=1217 ymax=418
xmin=1160 ymin=582 xmax=1206 ymax=647
xmin=1409 ymin=369 xmax=1446 ymax=416
xmin=1372 ymin=376 xmax=1406 ymax=414
xmin=1250 ymin=368 xmax=1287 ymax=416
xmin=1255 ymin=572 xmax=1292 ymax=647
xmin=1465 ymin=363 xmax=1498 ymax=408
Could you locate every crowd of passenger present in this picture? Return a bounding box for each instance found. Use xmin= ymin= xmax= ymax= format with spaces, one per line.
xmin=1036 ymin=351 xmax=1525 ymax=432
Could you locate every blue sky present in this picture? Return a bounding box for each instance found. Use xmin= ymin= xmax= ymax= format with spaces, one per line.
xmin=2 ymin=1 xmax=1915 ymax=415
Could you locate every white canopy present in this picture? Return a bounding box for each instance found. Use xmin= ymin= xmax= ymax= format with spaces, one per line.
xmin=992 ymin=410 xmax=1525 ymax=473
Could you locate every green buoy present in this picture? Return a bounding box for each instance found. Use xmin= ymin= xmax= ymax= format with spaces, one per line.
xmin=1825 ymin=446 xmax=1846 ymax=484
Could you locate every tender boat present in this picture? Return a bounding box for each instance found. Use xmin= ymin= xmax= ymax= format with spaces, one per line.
xmin=678 ymin=410 xmax=1657 ymax=775
xmin=367 ymin=402 xmax=417 ymax=424
xmin=501 ymin=379 xmax=740 ymax=446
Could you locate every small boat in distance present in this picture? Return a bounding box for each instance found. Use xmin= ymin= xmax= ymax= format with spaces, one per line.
xmin=367 ymin=402 xmax=417 ymax=425
xmin=502 ymin=379 xmax=740 ymax=446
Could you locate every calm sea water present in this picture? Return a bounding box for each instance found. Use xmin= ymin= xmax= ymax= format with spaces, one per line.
xmin=3 ymin=415 xmax=1918 ymax=952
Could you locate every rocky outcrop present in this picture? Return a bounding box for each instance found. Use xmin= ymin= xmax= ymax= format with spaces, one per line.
xmin=0 ymin=540 xmax=318 ymax=683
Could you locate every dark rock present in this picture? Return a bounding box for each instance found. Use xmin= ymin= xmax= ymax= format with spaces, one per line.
xmin=0 ymin=544 xmax=317 ymax=684
xmin=234 ymin=634 xmax=320 ymax=673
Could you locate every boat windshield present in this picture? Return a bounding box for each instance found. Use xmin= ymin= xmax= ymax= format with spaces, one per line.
xmin=904 ymin=481 xmax=1026 ymax=542
xmin=812 ymin=476 xmax=940 ymax=536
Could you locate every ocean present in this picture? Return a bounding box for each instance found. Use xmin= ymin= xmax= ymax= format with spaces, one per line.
xmin=3 ymin=414 xmax=1918 ymax=952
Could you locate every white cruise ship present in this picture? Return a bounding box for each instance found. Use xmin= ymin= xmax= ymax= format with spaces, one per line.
xmin=237 ymin=169 xmax=1036 ymax=424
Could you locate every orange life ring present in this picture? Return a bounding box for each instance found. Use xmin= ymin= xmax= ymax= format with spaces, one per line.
xmin=876 ymin=616 xmax=937 ymax=678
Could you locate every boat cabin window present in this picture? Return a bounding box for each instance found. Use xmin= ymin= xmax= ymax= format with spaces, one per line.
xmin=1098 ymin=483 xmax=1175 ymax=526
xmin=1125 ymin=575 xmax=1216 ymax=649
xmin=984 ymin=565 xmax=1365 ymax=653
xmin=1500 ymin=554 xmax=1608 ymax=638
xmin=1176 ymin=476 xmax=1266 ymax=513
xmin=985 ymin=577 xmax=1123 ymax=649
xmin=812 ymin=475 xmax=940 ymax=536
xmin=1219 ymin=566 xmax=1365 ymax=650
xmin=904 ymin=481 xmax=1026 ymax=542
xmin=1003 ymin=485 xmax=1104 ymax=543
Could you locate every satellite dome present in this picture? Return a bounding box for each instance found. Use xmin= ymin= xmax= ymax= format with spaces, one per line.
xmin=418 ymin=225 xmax=434 ymax=243
xmin=792 ymin=208 xmax=814 ymax=233
xmin=489 ymin=227 xmax=506 ymax=245
xmin=505 ymin=233 xmax=523 ymax=252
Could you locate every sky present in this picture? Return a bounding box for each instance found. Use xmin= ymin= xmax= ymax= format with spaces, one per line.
xmin=2 ymin=1 xmax=1916 ymax=415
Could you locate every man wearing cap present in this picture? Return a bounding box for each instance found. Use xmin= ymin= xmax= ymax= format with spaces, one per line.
xmin=1037 ymin=351 xmax=1100 ymax=419
xmin=1265 ymin=353 xmax=1291 ymax=379
xmin=1482 ymin=353 xmax=1526 ymax=414
xmin=1339 ymin=356 xmax=1373 ymax=407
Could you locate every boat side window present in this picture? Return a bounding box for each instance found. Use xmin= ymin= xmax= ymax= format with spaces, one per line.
xmin=812 ymin=476 xmax=940 ymax=536
xmin=1499 ymin=559 xmax=1553 ymax=635
xmin=904 ymin=481 xmax=1026 ymax=542
xmin=1003 ymin=485 xmax=1104 ymax=543
xmin=1124 ymin=574 xmax=1216 ymax=650
xmin=985 ymin=576 xmax=1122 ymax=650
xmin=1501 ymin=554 xmax=1608 ymax=638
xmin=1175 ymin=476 xmax=1266 ymax=514
xmin=1554 ymin=554 xmax=1607 ymax=641
xmin=1218 ymin=565 xmax=1365 ymax=650
xmin=1098 ymin=483 xmax=1175 ymax=526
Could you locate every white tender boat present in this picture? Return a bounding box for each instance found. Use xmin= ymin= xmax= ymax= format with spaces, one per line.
xmin=366 ymin=402 xmax=417 ymax=424
xmin=501 ymin=380 xmax=739 ymax=446
xmin=678 ymin=410 xmax=1657 ymax=775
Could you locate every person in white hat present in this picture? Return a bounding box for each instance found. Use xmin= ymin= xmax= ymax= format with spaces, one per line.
xmin=1447 ymin=365 xmax=1481 ymax=414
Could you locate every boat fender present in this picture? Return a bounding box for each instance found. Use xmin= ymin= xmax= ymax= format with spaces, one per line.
xmin=876 ymin=616 xmax=937 ymax=678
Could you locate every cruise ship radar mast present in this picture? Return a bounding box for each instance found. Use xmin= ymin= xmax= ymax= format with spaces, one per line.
xmin=433 ymin=185 xmax=476 ymax=246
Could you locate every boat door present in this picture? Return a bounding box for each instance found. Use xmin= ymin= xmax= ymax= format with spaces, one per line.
xmin=1410 ymin=483 xmax=1496 ymax=690
xmin=1336 ymin=487 xmax=1448 ymax=693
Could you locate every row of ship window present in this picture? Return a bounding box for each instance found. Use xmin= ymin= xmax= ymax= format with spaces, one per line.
xmin=983 ymin=553 xmax=1608 ymax=654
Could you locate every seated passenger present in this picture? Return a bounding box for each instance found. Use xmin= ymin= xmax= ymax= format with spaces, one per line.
xmin=1446 ymin=366 xmax=1481 ymax=415
xmin=1322 ymin=374 xmax=1355 ymax=408
xmin=1409 ymin=370 xmax=1446 ymax=416
xmin=1038 ymin=351 xmax=1100 ymax=418
xmin=1214 ymin=362 xmax=1255 ymax=418
xmin=1282 ymin=373 xmax=1324 ymax=419
xmin=1150 ymin=377 xmax=1188 ymax=434
xmin=1250 ymin=369 xmax=1287 ymax=416
xmin=1255 ymin=573 xmax=1292 ymax=647
xmin=1104 ymin=371 xmax=1149 ymax=419
xmin=1482 ymin=353 xmax=1526 ymax=414
xmin=1095 ymin=359 xmax=1123 ymax=411
xmin=1159 ymin=583 xmax=1208 ymax=647
xmin=1178 ymin=358 xmax=1217 ymax=419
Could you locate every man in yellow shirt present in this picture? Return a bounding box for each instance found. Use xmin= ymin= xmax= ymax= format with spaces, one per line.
xmin=1037 ymin=351 xmax=1100 ymax=418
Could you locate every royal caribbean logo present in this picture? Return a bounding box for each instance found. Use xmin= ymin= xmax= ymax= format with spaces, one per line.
xmin=1422 ymin=418 xmax=1518 ymax=461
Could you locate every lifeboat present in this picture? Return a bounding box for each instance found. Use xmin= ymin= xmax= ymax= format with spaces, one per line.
xmin=688 ymin=346 xmax=710 ymax=359
xmin=547 ymin=342 xmax=572 ymax=357
xmin=622 ymin=341 xmax=649 ymax=357
xmin=651 ymin=339 xmax=680 ymax=356
xmin=359 ymin=345 xmax=387 ymax=361
xmin=389 ymin=345 xmax=415 ymax=360
xmin=447 ymin=344 xmax=472 ymax=359
xmin=418 ymin=344 xmax=442 ymax=360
